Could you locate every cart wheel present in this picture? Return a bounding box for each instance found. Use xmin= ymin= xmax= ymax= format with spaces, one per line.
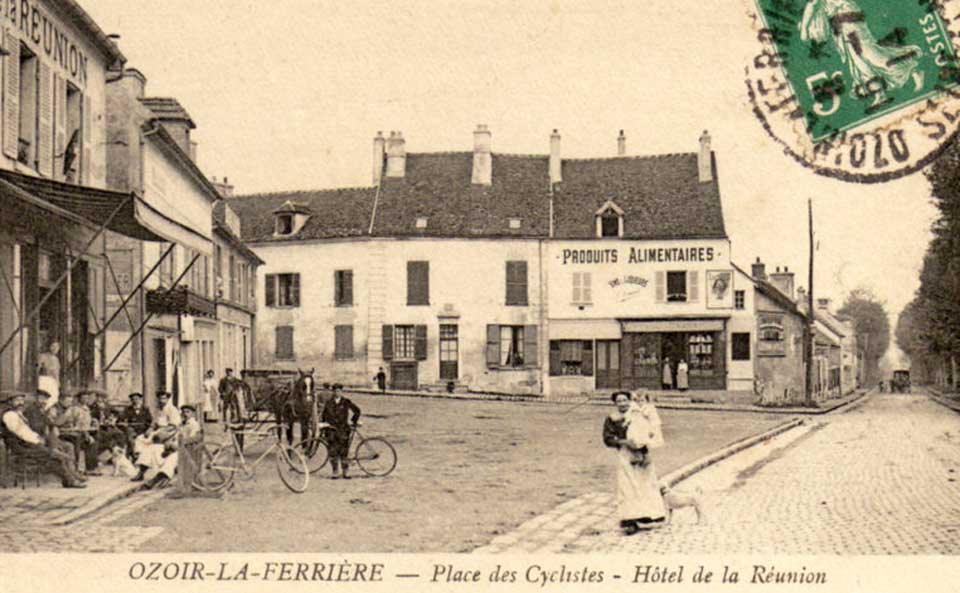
xmin=193 ymin=442 xmax=237 ymax=493
xmin=276 ymin=443 xmax=309 ymax=493
xmin=355 ymin=437 xmax=397 ymax=477
xmin=293 ymin=437 xmax=329 ymax=474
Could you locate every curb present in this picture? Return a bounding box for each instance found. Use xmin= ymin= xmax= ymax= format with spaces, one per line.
xmin=46 ymin=482 xmax=144 ymax=527
xmin=927 ymin=392 xmax=960 ymax=414
xmin=661 ymin=415 xmax=807 ymax=488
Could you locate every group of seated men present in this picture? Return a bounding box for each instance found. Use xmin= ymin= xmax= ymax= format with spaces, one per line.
xmin=1 ymin=385 xmax=202 ymax=490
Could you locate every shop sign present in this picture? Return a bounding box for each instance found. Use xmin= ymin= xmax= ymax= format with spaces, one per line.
xmin=560 ymin=245 xmax=718 ymax=265
xmin=3 ymin=0 xmax=90 ymax=85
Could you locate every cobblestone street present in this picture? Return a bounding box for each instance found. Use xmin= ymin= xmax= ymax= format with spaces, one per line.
xmin=480 ymin=392 xmax=960 ymax=555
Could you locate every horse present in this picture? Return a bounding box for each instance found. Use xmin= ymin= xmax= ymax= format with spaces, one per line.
xmin=281 ymin=369 xmax=318 ymax=445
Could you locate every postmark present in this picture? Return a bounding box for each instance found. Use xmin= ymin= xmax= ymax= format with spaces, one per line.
xmin=744 ymin=0 xmax=960 ymax=182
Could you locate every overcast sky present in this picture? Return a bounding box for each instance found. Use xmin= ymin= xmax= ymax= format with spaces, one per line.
xmin=82 ymin=0 xmax=937 ymax=331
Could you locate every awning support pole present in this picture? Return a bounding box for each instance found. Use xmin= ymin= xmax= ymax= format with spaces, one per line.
xmin=0 ymin=194 xmax=130 ymax=359
xmin=102 ymin=253 xmax=200 ymax=376
xmin=62 ymin=243 xmax=174 ymax=376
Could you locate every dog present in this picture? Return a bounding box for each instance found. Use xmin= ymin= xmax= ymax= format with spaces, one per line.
xmin=660 ymin=484 xmax=706 ymax=525
xmin=109 ymin=445 xmax=140 ymax=479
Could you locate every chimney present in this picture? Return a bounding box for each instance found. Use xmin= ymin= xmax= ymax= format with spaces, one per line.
xmin=189 ymin=140 xmax=198 ymax=163
xmin=471 ymin=124 xmax=492 ymax=186
xmin=372 ymin=131 xmax=385 ymax=184
xmin=386 ymin=131 xmax=406 ymax=178
xmin=769 ymin=265 xmax=795 ymax=300
xmin=120 ymin=68 xmax=146 ymax=99
xmin=698 ymin=130 xmax=713 ymax=183
xmin=211 ymin=175 xmax=234 ymax=198
xmin=796 ymin=287 xmax=808 ymax=311
xmin=549 ymin=129 xmax=562 ymax=185
xmin=751 ymin=257 xmax=766 ymax=281
xmin=617 ymin=130 xmax=626 ymax=156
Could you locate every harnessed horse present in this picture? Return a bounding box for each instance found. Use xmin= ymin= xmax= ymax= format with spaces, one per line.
xmin=282 ymin=369 xmax=319 ymax=445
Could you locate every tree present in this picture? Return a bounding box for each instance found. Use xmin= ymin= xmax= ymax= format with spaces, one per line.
xmin=837 ymin=288 xmax=890 ymax=384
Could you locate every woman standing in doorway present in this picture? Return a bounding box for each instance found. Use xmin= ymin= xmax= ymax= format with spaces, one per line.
xmin=603 ymin=391 xmax=667 ymax=535
xmin=676 ymin=359 xmax=689 ymax=392
xmin=661 ymin=357 xmax=673 ymax=390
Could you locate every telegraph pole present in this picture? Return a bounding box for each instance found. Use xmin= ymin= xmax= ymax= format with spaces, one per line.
xmin=805 ymin=198 xmax=815 ymax=406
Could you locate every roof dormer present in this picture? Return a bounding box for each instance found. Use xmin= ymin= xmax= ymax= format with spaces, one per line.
xmin=595 ymin=200 xmax=624 ymax=238
xmin=273 ymin=201 xmax=311 ymax=237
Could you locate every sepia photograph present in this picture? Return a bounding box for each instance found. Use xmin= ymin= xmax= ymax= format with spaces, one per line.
xmin=0 ymin=0 xmax=958 ymax=573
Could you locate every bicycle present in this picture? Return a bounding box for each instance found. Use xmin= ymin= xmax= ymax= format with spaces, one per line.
xmin=293 ymin=421 xmax=397 ymax=477
xmin=193 ymin=421 xmax=310 ymax=493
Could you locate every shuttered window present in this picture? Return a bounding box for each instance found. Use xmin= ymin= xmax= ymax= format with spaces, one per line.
xmin=334 ymin=325 xmax=354 ymax=359
xmin=687 ymin=270 xmax=700 ymax=303
xmin=275 ymin=326 xmax=294 ymax=360
xmin=572 ymin=272 xmax=592 ymax=304
xmin=335 ymin=270 xmax=353 ymax=306
xmin=666 ymin=271 xmax=687 ymax=302
xmin=487 ymin=324 xmax=539 ymax=369
xmin=17 ymin=46 xmax=38 ymax=167
xmin=407 ymin=261 xmax=429 ymax=305
xmin=265 ymin=273 xmax=300 ymax=307
xmin=392 ymin=325 xmax=417 ymax=359
xmin=505 ymin=261 xmax=528 ymax=306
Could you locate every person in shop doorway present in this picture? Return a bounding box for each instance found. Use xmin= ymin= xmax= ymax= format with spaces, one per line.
xmin=374 ymin=367 xmax=387 ymax=394
xmin=676 ymin=359 xmax=689 ymax=392
xmin=662 ymin=357 xmax=673 ymax=390
xmin=202 ymin=370 xmax=219 ymax=423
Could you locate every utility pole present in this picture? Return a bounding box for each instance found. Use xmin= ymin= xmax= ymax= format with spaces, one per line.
xmin=805 ymin=198 xmax=815 ymax=406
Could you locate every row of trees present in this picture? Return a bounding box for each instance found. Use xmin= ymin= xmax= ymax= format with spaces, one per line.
xmin=894 ymin=139 xmax=960 ymax=389
xmin=838 ymin=288 xmax=890 ymax=385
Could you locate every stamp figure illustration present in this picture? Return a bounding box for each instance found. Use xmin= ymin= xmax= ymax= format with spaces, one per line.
xmin=747 ymin=0 xmax=960 ymax=181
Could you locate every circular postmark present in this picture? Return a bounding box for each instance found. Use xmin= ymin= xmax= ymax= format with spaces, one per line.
xmin=744 ymin=0 xmax=960 ymax=183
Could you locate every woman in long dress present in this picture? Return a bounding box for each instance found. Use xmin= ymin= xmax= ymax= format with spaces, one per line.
xmin=676 ymin=359 xmax=689 ymax=391
xmin=603 ymin=391 xmax=667 ymax=535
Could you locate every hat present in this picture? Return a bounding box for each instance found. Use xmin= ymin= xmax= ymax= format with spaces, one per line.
xmin=128 ymin=392 xmax=144 ymax=400
xmin=181 ymin=404 xmax=196 ymax=413
xmin=332 ymin=383 xmax=344 ymax=391
xmin=0 ymin=391 xmax=27 ymax=404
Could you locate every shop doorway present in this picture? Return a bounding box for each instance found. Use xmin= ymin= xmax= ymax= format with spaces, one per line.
xmin=661 ymin=333 xmax=687 ymax=389
xmin=595 ymin=340 xmax=621 ymax=389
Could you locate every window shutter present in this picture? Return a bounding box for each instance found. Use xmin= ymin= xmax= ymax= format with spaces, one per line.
xmin=582 ymin=340 xmax=594 ymax=376
xmin=54 ymin=74 xmax=65 ymax=180
xmin=3 ymin=31 xmax=19 ymax=160
xmin=688 ymin=270 xmax=699 ymax=302
xmin=382 ymin=324 xmax=394 ymax=361
xmin=37 ymin=62 xmax=52 ymax=176
xmin=265 ymin=274 xmax=275 ymax=306
xmin=81 ymin=93 xmax=92 ymax=183
xmin=291 ymin=273 xmax=301 ymax=307
xmin=655 ymin=271 xmax=666 ymax=303
xmin=582 ymin=272 xmax=592 ymax=303
xmin=572 ymin=273 xmax=582 ymax=303
xmin=414 ymin=324 xmax=428 ymax=360
xmin=343 ymin=270 xmax=353 ymax=305
xmin=549 ymin=342 xmax=561 ymax=375
xmin=486 ymin=324 xmax=499 ymax=368
xmin=523 ymin=325 xmax=538 ymax=368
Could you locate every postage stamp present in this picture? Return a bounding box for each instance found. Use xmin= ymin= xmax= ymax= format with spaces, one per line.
xmin=744 ymin=0 xmax=960 ymax=182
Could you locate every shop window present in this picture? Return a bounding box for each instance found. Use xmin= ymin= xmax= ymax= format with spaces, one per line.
xmin=335 ymin=269 xmax=353 ymax=306
xmin=572 ymin=272 xmax=592 ymax=305
xmin=667 ymin=271 xmax=687 ymax=302
xmin=734 ymin=290 xmax=745 ymax=310
xmin=276 ymin=214 xmax=294 ymax=235
xmin=334 ymin=325 xmax=354 ymax=359
xmin=689 ymin=333 xmax=715 ymax=374
xmin=265 ymin=273 xmax=300 ymax=307
xmin=732 ymin=333 xmax=751 ymax=360
xmin=275 ymin=325 xmax=294 ymax=360
xmin=17 ymin=44 xmax=37 ymax=166
xmin=407 ymin=261 xmax=429 ymax=305
xmin=505 ymin=261 xmax=528 ymax=306
xmin=549 ymin=340 xmax=594 ymax=376
xmin=486 ymin=324 xmax=538 ymax=369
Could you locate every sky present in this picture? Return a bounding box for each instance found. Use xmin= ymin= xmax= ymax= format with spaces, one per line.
xmin=81 ymin=0 xmax=938 ymax=329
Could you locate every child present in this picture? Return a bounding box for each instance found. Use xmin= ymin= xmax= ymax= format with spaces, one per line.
xmin=624 ymin=392 xmax=664 ymax=466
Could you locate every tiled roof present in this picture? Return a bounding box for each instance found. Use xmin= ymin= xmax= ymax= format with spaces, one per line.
xmin=141 ymin=97 xmax=196 ymax=128
xmin=230 ymin=151 xmax=726 ymax=242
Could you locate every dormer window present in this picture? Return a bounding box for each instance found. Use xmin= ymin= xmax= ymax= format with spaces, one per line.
xmin=416 ymin=217 xmax=428 ymax=229
xmin=595 ymin=200 xmax=624 ymax=238
xmin=276 ymin=214 xmax=294 ymax=235
xmin=509 ymin=218 xmax=522 ymax=229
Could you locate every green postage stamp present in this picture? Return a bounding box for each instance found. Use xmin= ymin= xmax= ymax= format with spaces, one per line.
xmin=745 ymin=0 xmax=960 ymax=182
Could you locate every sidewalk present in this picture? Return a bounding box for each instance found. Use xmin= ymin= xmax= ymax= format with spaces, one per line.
xmin=347 ymin=386 xmax=868 ymax=415
xmin=0 ymin=475 xmax=141 ymax=527
xmin=926 ymin=386 xmax=960 ymax=413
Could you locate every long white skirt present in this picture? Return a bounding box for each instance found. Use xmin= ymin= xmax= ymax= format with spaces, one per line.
xmin=616 ymin=446 xmax=666 ymax=526
xmin=134 ymin=435 xmax=178 ymax=480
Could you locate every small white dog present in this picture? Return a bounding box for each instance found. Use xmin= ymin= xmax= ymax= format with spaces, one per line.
xmin=110 ymin=445 xmax=139 ymax=479
xmin=660 ymin=485 xmax=706 ymax=524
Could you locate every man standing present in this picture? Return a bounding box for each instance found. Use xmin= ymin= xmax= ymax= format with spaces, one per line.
xmin=321 ymin=384 xmax=361 ymax=480
xmin=374 ymin=367 xmax=387 ymax=394
xmin=1 ymin=392 xmax=86 ymax=488
xmin=219 ymin=368 xmax=241 ymax=423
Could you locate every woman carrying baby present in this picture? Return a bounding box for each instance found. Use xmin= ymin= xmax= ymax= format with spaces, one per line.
xmin=603 ymin=391 xmax=667 ymax=535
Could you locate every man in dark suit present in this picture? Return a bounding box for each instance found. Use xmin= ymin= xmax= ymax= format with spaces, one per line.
xmin=321 ymin=384 xmax=361 ymax=479
xmin=120 ymin=392 xmax=152 ymax=451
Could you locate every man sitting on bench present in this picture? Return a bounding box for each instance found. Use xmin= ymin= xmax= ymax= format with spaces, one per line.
xmin=1 ymin=392 xmax=86 ymax=488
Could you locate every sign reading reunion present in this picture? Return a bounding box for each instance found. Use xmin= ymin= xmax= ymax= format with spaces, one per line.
xmin=2 ymin=0 xmax=89 ymax=85
xmin=561 ymin=245 xmax=718 ymax=265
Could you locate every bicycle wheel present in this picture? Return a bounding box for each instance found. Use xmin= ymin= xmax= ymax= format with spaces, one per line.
xmin=194 ymin=442 xmax=238 ymax=492
xmin=355 ymin=437 xmax=397 ymax=477
xmin=293 ymin=437 xmax=329 ymax=474
xmin=275 ymin=443 xmax=310 ymax=493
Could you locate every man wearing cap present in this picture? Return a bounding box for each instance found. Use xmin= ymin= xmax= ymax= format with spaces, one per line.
xmin=22 ymin=388 xmax=75 ymax=462
xmin=0 ymin=392 xmax=86 ymax=488
xmin=120 ymin=392 xmax=152 ymax=450
xmin=321 ymin=384 xmax=361 ymax=479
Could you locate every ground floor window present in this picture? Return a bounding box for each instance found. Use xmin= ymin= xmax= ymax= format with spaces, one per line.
xmin=549 ymin=340 xmax=593 ymax=376
xmin=688 ymin=333 xmax=715 ymax=374
xmin=439 ymin=324 xmax=458 ymax=380
xmin=486 ymin=324 xmax=538 ymax=369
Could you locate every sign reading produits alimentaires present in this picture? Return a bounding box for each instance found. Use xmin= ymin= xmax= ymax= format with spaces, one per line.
xmin=1 ymin=0 xmax=91 ymax=86
xmin=559 ymin=245 xmax=719 ymax=265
